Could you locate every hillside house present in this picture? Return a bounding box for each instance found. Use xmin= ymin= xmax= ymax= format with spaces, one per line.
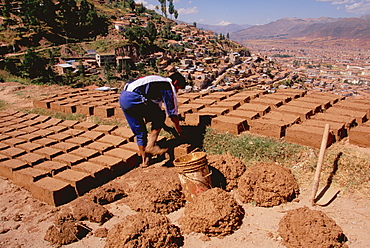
xmin=96 ymin=53 xmax=116 ymax=67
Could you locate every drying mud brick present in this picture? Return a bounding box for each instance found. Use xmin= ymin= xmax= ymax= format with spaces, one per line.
xmin=312 ymin=113 xmax=356 ymax=129
xmin=251 ymin=97 xmax=283 ymax=109
xmin=53 ymin=153 xmax=85 ymax=166
xmin=211 ymin=115 xmax=248 ymax=134
xmin=64 ymin=136 xmax=92 ymax=147
xmin=285 ymin=124 xmax=335 ymax=148
xmin=110 ymin=127 xmax=134 ymax=141
xmin=61 ymin=103 xmax=77 ymax=113
xmin=190 ymin=98 xmax=216 ymax=107
xmin=72 ymin=161 xmax=112 ymax=186
xmin=15 ymin=142 xmax=42 ymax=153
xmin=54 ymin=169 xmax=95 ymax=196
xmin=33 ymin=99 xmax=54 ymax=109
xmin=0 ymin=159 xmax=29 ymax=179
xmin=98 ymin=135 xmax=127 ymax=147
xmin=50 ymin=101 xmax=68 ymax=112
xmin=59 ymin=120 xmax=79 ymax=129
xmin=179 ymin=187 xmax=244 ymax=237
xmin=33 ymin=147 xmax=63 ymax=160
xmin=237 ymin=162 xmax=299 ymax=207
xmin=92 ymin=124 xmax=117 ymax=134
xmin=262 ymin=112 xmax=301 ymax=126
xmin=179 ymin=103 xmax=205 ymax=113
xmin=30 ymin=177 xmax=77 ymax=206
xmin=33 ymin=129 xmax=54 ymax=138
xmin=74 ymin=121 xmax=98 ymax=131
xmin=278 ymin=206 xmax=348 ymax=248
xmin=226 ymin=109 xmax=260 ymax=121
xmin=85 ymin=141 xmax=114 ymax=154
xmin=238 ymin=102 xmax=271 ymax=116
xmin=62 ymin=129 xmax=85 ymax=137
xmin=296 ymin=96 xmax=332 ymax=110
xmin=34 ymin=161 xmax=68 ymax=176
xmin=47 ymin=133 xmax=71 ymax=142
xmin=33 ymin=137 xmax=58 ymax=147
xmin=173 ymin=143 xmax=192 ymax=158
xmin=89 ymin=155 xmax=124 ymax=173
xmin=0 ymin=147 xmax=27 ymax=158
xmin=76 ymin=104 xmax=95 ymax=116
xmin=222 ymin=95 xmax=251 ymax=104
xmin=94 ymin=106 xmax=115 ymax=118
xmin=349 ymin=125 xmax=370 ymax=148
xmin=51 ymin=142 xmax=79 ymax=153
xmin=105 ymin=212 xmax=183 ymax=248
xmin=0 ymin=142 xmax=9 ymax=150
xmin=249 ymin=119 xmax=289 ymax=138
xmin=213 ymin=101 xmax=241 ymax=111
xmin=70 ymin=147 xmax=99 ymax=160
xmin=118 ymin=142 xmax=139 ymax=153
xmin=274 ymin=105 xmax=314 ymax=120
xmin=288 ymin=100 xmax=322 ymax=113
xmin=185 ymin=112 xmax=217 ymax=126
xmin=325 ymin=107 xmax=368 ymax=124
xmin=5 ymin=130 xmax=27 ymax=138
xmin=104 ymin=148 xmax=139 ymax=170
xmin=17 ymin=152 xmax=45 ymax=165
xmin=301 ymin=119 xmax=347 ymax=140
xmin=335 ymin=101 xmax=370 ymax=117
xmin=2 ymin=137 xmax=26 ymax=147
xmin=79 ymin=131 xmax=105 ymax=141
xmin=201 ymin=94 xmax=227 ymax=102
xmin=71 ymin=198 xmax=113 ymax=224
xmin=12 ymin=167 xmax=49 ymax=190
xmin=197 ymin=106 xmax=230 ymax=116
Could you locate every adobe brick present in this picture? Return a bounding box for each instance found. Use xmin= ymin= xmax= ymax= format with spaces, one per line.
xmin=104 ymin=148 xmax=139 ymax=169
xmin=285 ymin=125 xmax=335 ymax=149
xmin=226 ymin=109 xmax=260 ymax=121
xmin=33 ymin=99 xmax=54 ymax=109
xmin=33 ymin=115 xmax=51 ymax=123
xmin=65 ymin=136 xmax=92 ymax=147
xmin=89 ymin=155 xmax=124 ymax=172
xmin=5 ymin=130 xmax=27 ymax=138
xmin=178 ymin=103 xmax=205 ymax=113
xmin=59 ymin=120 xmax=79 ymax=128
xmin=54 ymin=169 xmax=95 ymax=196
xmin=11 ymin=123 xmax=28 ymax=130
xmin=34 ymin=160 xmax=68 ymax=176
xmin=326 ymin=107 xmax=367 ymax=124
xmin=45 ymin=125 xmax=69 ymax=134
xmin=109 ymin=127 xmax=134 ymax=141
xmin=92 ymin=124 xmax=117 ymax=134
xmin=249 ymin=119 xmax=289 ymax=138
xmin=290 ymin=98 xmax=324 ymax=112
xmin=301 ymin=120 xmax=347 ymax=141
xmin=62 ymin=129 xmax=85 ymax=137
xmin=85 ymin=141 xmax=114 ymax=154
xmin=22 ymin=119 xmax=41 ymax=127
xmin=17 ymin=133 xmax=42 ymax=142
xmin=0 ymin=154 xmax=8 ymax=162
xmin=274 ymin=105 xmax=313 ymax=120
xmin=0 ymin=126 xmax=15 ymax=134
xmin=177 ymin=97 xmax=190 ymax=105
xmin=223 ymin=95 xmax=251 ymax=104
xmin=198 ymin=107 xmax=230 ymax=116
xmin=51 ymin=142 xmax=79 ymax=153
xmin=47 ymin=132 xmax=72 ymax=142
xmin=262 ymin=112 xmax=301 ymax=126
xmin=0 ymin=147 xmax=27 ymax=158
xmin=114 ymin=107 xmax=125 ymax=118
xmin=76 ymin=104 xmax=94 ymax=116
xmin=61 ymin=103 xmax=77 ymax=113
xmin=13 ymin=167 xmax=50 ymax=190
xmin=30 ymin=177 xmax=77 ymax=206
xmin=173 ymin=143 xmax=192 ymax=159
xmin=18 ymin=152 xmax=46 ymax=166
xmin=44 ymin=118 xmax=63 ymax=126
xmin=94 ymin=106 xmax=115 ymax=118
xmin=23 ymin=113 xmax=40 ymax=120
xmin=238 ymin=103 xmax=271 ymax=116
xmin=191 ymin=98 xmax=216 ymax=106
xmin=251 ymin=98 xmax=283 ymax=109
xmin=213 ymin=101 xmax=241 ymax=111
xmin=16 ymin=142 xmax=42 ymax=152
xmin=201 ymin=94 xmax=227 ymax=102
xmin=312 ymin=113 xmax=356 ymax=129
xmin=73 ymin=121 xmax=98 ymax=131
xmin=19 ymin=126 xmax=39 ymax=134
xmin=185 ymin=112 xmax=217 ymax=126
xmin=50 ymin=101 xmax=68 ymax=111
xmin=211 ymin=116 xmax=248 ymax=134
xmin=53 ymin=153 xmax=85 ymax=166
xmin=98 ymin=134 xmax=127 ymax=147
xmin=33 ymin=137 xmax=58 ymax=147
xmin=118 ymin=142 xmax=139 ymax=153
xmin=72 ymin=161 xmax=112 ymax=186
xmin=13 ymin=112 xmax=27 ymax=118
xmin=34 ymin=147 xmax=63 ymax=160
xmin=70 ymin=147 xmax=99 ymax=160
xmin=2 ymin=137 xmax=26 ymax=147
xmin=180 ymin=92 xmax=202 ymax=100
xmin=33 ymin=129 xmax=54 ymax=137
xmin=80 ymin=131 xmax=105 ymax=141
xmin=349 ymin=126 xmax=370 ymax=148
xmin=0 ymin=142 xmax=9 ymax=150
xmin=0 ymin=134 xmax=10 ymax=141
xmin=0 ymin=159 xmax=29 ymax=179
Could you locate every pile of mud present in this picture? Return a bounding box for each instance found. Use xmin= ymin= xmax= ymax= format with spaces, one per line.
xmin=207 ymin=154 xmax=246 ymax=191
xmin=179 ymin=187 xmax=245 ymax=237
xmin=120 ymin=167 xmax=185 ymax=214
xmin=278 ymin=206 xmax=348 ymax=248
xmin=105 ymin=212 xmax=183 ymax=248
xmin=237 ymin=162 xmax=299 ymax=207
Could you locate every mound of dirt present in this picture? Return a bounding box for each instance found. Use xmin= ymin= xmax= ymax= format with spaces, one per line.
xmin=179 ymin=187 xmax=245 ymax=237
xmin=105 ymin=212 xmax=183 ymax=248
xmin=278 ymin=206 xmax=348 ymax=248
xmin=87 ymin=182 xmax=127 ymax=205
xmin=121 ymin=167 xmax=185 ymax=214
xmin=71 ymin=198 xmax=113 ymax=224
xmin=207 ymin=154 xmax=246 ymax=191
xmin=237 ymin=162 xmax=299 ymax=207
xmin=44 ymin=213 xmax=89 ymax=246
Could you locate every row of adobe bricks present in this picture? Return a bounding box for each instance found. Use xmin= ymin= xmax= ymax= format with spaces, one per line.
xmin=174 ymin=89 xmax=370 ymax=149
xmin=0 ymin=109 xmax=144 ymax=206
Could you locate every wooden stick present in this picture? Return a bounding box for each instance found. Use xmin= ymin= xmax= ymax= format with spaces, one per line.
xmin=311 ymin=124 xmax=330 ymax=206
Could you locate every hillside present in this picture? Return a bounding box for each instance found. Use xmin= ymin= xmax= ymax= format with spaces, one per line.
xmin=230 ymin=15 xmax=370 ymax=42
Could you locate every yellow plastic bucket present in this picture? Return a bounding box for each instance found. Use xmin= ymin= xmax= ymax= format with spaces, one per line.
xmin=174 ymin=152 xmax=213 ymax=202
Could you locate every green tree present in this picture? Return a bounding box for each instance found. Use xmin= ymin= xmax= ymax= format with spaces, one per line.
xmin=174 ymin=9 xmax=178 ymax=19
xmin=158 ymin=0 xmax=167 ymax=17
xmin=2 ymin=0 xmax=11 ymax=18
xmin=193 ymin=22 xmax=197 ymax=28
xmin=168 ymin=0 xmax=175 ymax=19
xmin=20 ymin=49 xmax=48 ymax=79
xmin=146 ymin=21 xmax=157 ymax=44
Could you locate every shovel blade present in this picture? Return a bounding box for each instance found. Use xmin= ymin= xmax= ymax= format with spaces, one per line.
xmin=315 ymin=187 xmax=340 ymax=206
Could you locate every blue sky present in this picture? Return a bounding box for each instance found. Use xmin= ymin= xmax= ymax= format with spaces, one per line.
xmin=135 ymin=0 xmax=370 ymax=25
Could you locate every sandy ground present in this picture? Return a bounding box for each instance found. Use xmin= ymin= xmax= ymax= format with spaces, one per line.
xmin=0 ymin=82 xmax=369 ymax=247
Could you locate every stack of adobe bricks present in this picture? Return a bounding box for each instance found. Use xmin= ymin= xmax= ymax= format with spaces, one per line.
xmin=0 ymin=110 xmax=139 ymax=206
xmin=177 ymin=89 xmax=370 ymax=149
xmin=33 ymin=88 xmax=124 ymax=118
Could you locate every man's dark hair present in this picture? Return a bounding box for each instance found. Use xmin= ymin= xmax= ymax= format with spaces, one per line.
xmin=169 ymin=72 xmax=187 ymax=89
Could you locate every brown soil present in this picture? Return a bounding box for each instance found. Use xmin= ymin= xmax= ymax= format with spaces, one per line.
xmin=104 ymin=212 xmax=183 ymax=248
xmin=237 ymin=162 xmax=300 ymax=207
xmin=278 ymin=206 xmax=348 ymax=248
xmin=179 ymin=187 xmax=245 ymax=237
xmin=207 ymin=154 xmax=246 ymax=191
xmin=71 ymin=198 xmax=113 ymax=224
xmin=0 ymin=83 xmax=369 ymax=247
xmin=120 ymin=167 xmax=185 ymax=214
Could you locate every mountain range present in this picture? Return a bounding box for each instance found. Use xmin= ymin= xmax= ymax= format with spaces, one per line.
xmin=196 ymin=15 xmax=370 ymax=42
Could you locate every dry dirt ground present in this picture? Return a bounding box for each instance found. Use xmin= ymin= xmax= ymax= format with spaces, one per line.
xmin=0 ymin=82 xmax=369 ymax=248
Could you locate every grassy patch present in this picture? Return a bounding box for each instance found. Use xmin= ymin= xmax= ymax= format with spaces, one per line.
xmin=203 ymin=128 xmax=370 ymax=198
xmin=0 ymin=100 xmax=9 ymax=110
xmin=23 ymin=108 xmax=86 ymax=121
